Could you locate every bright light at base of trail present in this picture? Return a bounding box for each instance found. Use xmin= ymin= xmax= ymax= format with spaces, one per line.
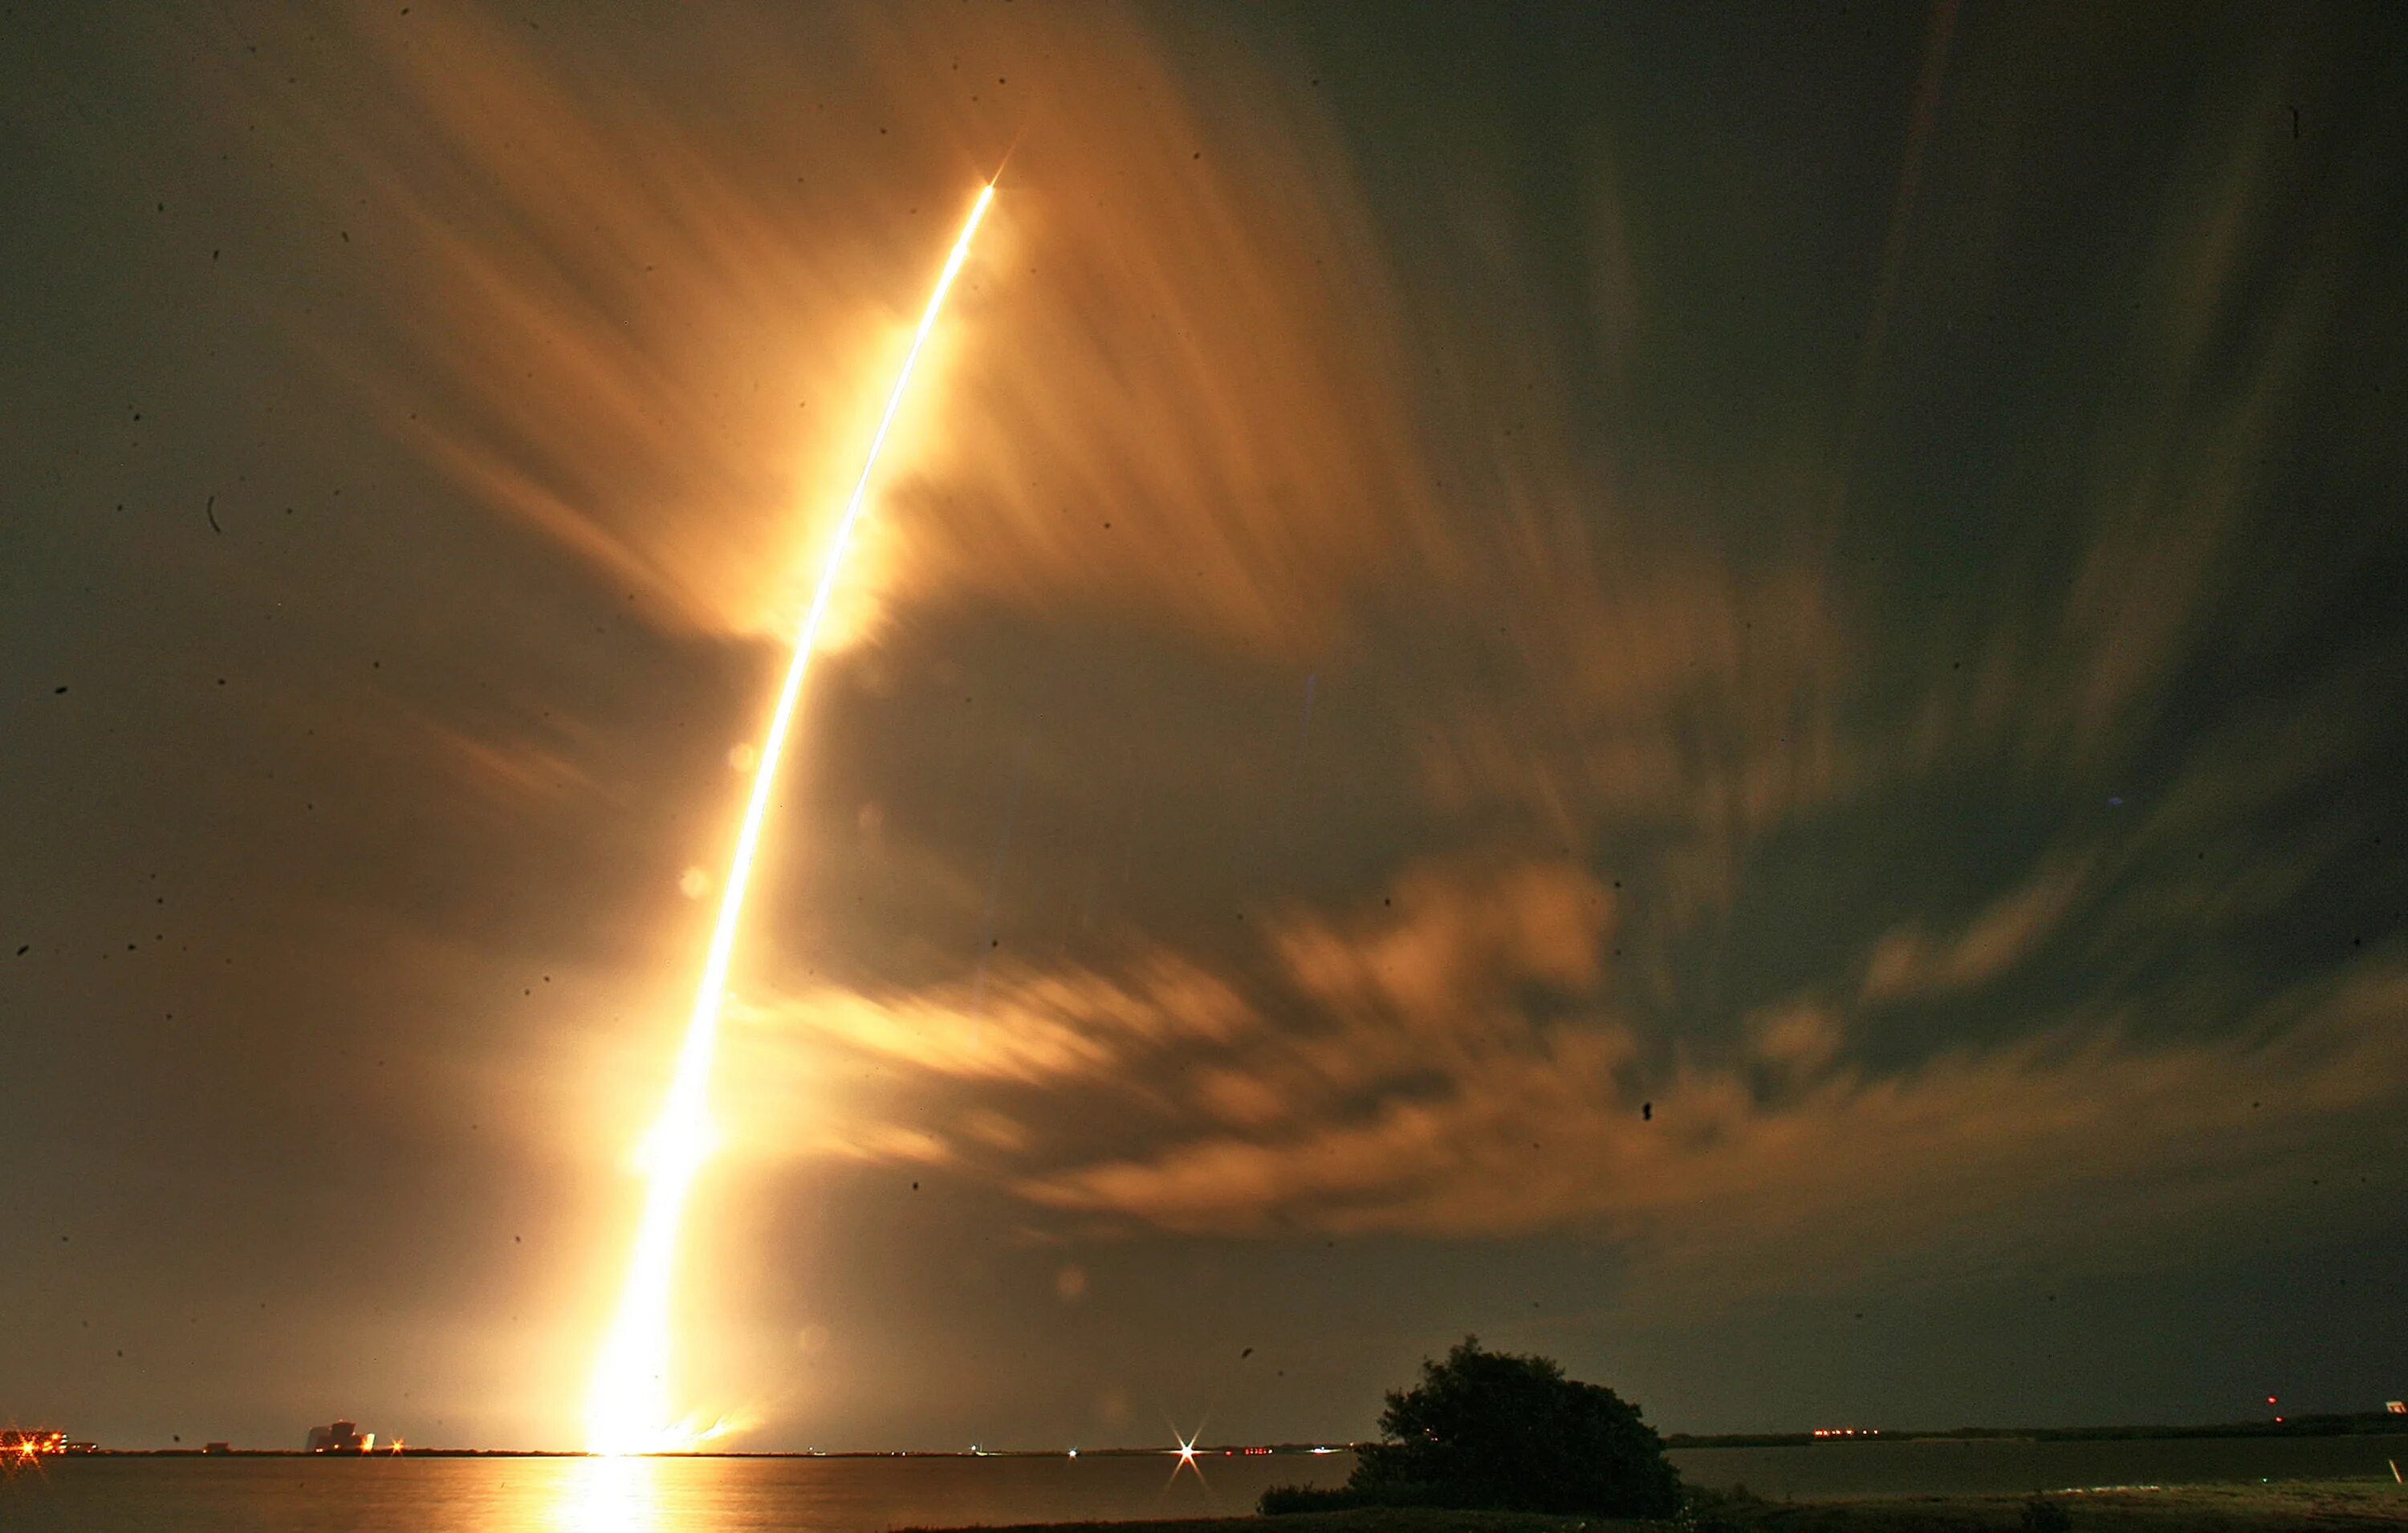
xmin=584 ymin=181 xmax=997 ymax=1456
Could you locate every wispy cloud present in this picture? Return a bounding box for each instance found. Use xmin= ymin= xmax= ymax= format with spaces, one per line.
xmin=258 ymin=3 xmax=1438 ymax=659
xmin=718 ymin=844 xmax=2408 ymax=1299
xmin=1863 ymin=860 xmax=2086 ymax=1002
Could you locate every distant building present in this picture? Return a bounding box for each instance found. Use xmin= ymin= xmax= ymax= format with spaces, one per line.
xmin=201 ymin=1442 xmax=233 ymax=1455
xmin=305 ymin=1420 xmax=375 ymax=1453
xmin=2388 ymin=1401 xmax=2406 ymax=1415
xmin=2 ymin=1430 xmax=67 ymax=1460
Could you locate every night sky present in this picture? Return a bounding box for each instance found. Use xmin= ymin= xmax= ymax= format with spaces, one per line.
xmin=6 ymin=2 xmax=2406 ymax=1453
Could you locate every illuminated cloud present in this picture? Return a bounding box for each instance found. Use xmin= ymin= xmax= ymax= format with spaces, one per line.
xmin=718 ymin=840 xmax=2408 ymax=1297
xmin=270 ymin=4 xmax=1434 ymax=660
xmin=1862 ymin=861 xmax=2086 ymax=1003
xmin=1015 ymin=965 xmax=2408 ymax=1256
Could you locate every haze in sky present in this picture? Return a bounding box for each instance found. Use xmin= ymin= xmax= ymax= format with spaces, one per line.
xmin=3 ymin=0 xmax=2404 ymax=1451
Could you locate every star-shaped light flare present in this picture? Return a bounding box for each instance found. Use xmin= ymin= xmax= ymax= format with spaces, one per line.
xmin=1165 ymin=1423 xmax=1208 ymax=1490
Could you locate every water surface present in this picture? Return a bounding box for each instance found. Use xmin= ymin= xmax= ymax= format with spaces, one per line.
xmin=6 ymin=1436 xmax=2404 ymax=1531
xmin=1666 ymin=1433 xmax=2408 ymax=1498
xmin=0 ymin=1450 xmax=1336 ymax=1533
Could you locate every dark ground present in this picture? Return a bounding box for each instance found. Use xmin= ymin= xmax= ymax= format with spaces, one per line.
xmin=898 ymin=1482 xmax=2408 ymax=1533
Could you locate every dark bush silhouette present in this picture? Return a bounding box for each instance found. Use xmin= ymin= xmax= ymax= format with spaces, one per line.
xmin=1261 ymin=1336 xmax=1682 ymax=1520
xmin=2019 ymin=1494 xmax=2072 ymax=1532
xmin=1258 ymin=1483 xmax=1386 ymax=1515
xmin=1677 ymin=1482 xmax=1765 ymax=1532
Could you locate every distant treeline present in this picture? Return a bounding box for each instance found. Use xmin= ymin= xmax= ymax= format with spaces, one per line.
xmin=1666 ymin=1411 xmax=2406 ymax=1449
xmin=93 ymin=1448 xmax=576 ymax=1458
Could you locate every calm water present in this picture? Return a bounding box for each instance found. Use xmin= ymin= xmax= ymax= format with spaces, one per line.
xmin=0 ymin=1451 xmax=1326 ymax=1533
xmin=1667 ymin=1433 xmax=2408 ymax=1498
xmin=3 ymin=1437 xmax=2403 ymax=1531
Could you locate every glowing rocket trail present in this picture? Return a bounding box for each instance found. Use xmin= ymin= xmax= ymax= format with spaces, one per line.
xmin=585 ymin=183 xmax=996 ymax=1456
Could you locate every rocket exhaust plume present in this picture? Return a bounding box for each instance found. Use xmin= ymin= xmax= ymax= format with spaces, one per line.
xmin=584 ymin=183 xmax=997 ymax=1456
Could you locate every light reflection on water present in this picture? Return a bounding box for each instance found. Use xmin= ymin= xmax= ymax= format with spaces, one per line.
xmin=552 ymin=1456 xmax=665 ymax=1533
xmin=6 ymin=1437 xmax=2406 ymax=1531
xmin=0 ymin=1449 xmax=1349 ymax=1533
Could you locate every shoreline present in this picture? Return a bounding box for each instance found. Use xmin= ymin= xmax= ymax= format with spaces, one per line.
xmin=46 ymin=1414 xmax=2408 ymax=1458
xmin=882 ymin=1484 xmax=2408 ymax=1532
xmin=1662 ymin=1410 xmax=2408 ymax=1450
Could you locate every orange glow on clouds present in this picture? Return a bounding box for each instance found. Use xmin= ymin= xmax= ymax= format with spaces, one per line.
xmin=583 ymin=185 xmax=995 ymax=1456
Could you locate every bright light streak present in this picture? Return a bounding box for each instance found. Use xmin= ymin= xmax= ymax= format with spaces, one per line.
xmin=584 ymin=182 xmax=998 ymax=1456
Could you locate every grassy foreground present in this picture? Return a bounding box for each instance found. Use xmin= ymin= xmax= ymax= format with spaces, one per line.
xmin=897 ymin=1480 xmax=2408 ymax=1533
